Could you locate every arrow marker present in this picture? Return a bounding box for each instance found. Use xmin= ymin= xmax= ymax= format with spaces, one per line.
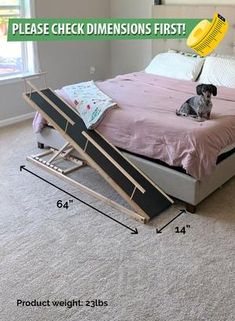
xmin=20 ymin=165 xmax=138 ymax=234
xmin=156 ymin=209 xmax=186 ymax=234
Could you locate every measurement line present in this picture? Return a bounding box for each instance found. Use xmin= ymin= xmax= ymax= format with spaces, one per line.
xmin=20 ymin=165 xmax=138 ymax=234
xmin=156 ymin=209 xmax=186 ymax=234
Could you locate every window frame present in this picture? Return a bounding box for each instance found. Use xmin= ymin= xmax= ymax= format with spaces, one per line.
xmin=0 ymin=0 xmax=39 ymax=84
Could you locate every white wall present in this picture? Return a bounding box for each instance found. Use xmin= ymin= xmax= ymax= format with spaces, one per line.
xmin=35 ymin=0 xmax=110 ymax=88
xmin=0 ymin=0 xmax=110 ymax=122
xmin=110 ymin=0 xmax=153 ymax=77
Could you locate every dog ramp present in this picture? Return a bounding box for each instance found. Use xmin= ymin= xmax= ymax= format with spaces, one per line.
xmin=23 ymin=81 xmax=173 ymax=223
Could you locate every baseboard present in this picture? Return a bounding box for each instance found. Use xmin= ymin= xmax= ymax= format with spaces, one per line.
xmin=0 ymin=112 xmax=35 ymax=128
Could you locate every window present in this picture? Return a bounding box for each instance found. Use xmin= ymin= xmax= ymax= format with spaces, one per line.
xmin=0 ymin=0 xmax=37 ymax=79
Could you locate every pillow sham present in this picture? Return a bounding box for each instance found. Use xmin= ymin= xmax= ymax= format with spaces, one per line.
xmin=145 ymin=52 xmax=204 ymax=81
xmin=199 ymin=56 xmax=235 ymax=88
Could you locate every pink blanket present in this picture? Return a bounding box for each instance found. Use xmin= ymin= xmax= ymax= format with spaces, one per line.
xmin=34 ymin=72 xmax=235 ymax=180
xmin=97 ymin=73 xmax=235 ymax=180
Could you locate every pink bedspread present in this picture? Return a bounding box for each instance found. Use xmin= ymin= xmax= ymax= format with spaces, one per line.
xmin=34 ymin=72 xmax=235 ymax=180
xmin=97 ymin=72 xmax=235 ymax=180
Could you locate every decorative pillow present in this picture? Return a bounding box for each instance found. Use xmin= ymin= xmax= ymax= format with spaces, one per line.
xmin=199 ymin=56 xmax=235 ymax=88
xmin=60 ymin=81 xmax=117 ymax=129
xmin=145 ymin=52 xmax=204 ymax=81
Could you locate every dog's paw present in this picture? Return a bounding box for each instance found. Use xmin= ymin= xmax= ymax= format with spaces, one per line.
xmin=196 ymin=117 xmax=205 ymax=122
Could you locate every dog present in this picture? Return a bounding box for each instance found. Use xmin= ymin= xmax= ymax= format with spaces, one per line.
xmin=176 ymin=84 xmax=217 ymax=121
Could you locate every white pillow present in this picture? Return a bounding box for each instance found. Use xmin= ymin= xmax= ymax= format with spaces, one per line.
xmin=199 ymin=56 xmax=235 ymax=88
xmin=145 ymin=52 xmax=204 ymax=81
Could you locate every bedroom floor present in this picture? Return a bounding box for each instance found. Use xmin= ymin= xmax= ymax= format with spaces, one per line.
xmin=0 ymin=120 xmax=234 ymax=321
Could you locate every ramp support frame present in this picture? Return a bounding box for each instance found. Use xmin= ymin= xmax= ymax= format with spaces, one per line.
xmin=27 ymin=147 xmax=148 ymax=224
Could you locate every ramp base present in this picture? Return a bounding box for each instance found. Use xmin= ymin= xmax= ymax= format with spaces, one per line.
xmin=27 ymin=148 xmax=148 ymax=224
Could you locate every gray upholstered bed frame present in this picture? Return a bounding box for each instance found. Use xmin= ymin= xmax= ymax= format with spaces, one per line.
xmin=36 ymin=126 xmax=235 ymax=213
xmin=36 ymin=5 xmax=235 ymax=212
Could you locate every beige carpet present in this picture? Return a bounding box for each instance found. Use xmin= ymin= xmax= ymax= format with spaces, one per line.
xmin=0 ymin=120 xmax=234 ymax=321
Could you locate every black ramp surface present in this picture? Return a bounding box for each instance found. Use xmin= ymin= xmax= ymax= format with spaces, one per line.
xmin=28 ymin=89 xmax=172 ymax=218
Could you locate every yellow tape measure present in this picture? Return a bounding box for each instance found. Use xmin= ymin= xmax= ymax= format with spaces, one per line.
xmin=187 ymin=13 xmax=229 ymax=57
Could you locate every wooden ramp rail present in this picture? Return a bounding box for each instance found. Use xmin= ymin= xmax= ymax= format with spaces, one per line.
xmin=23 ymin=77 xmax=173 ymax=223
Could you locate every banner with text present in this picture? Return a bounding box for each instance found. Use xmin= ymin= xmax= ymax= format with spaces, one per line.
xmin=7 ymin=18 xmax=202 ymax=41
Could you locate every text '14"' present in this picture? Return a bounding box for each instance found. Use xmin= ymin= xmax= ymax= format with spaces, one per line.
xmin=175 ymin=225 xmax=191 ymax=235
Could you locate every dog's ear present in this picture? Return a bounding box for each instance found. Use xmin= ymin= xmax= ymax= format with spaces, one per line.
xmin=211 ymin=85 xmax=217 ymax=96
xmin=196 ymin=84 xmax=203 ymax=95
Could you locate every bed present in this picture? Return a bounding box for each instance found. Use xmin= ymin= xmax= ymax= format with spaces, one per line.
xmin=34 ymin=5 xmax=235 ymax=213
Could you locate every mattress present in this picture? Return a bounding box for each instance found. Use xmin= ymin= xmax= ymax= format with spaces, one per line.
xmin=34 ymin=72 xmax=235 ymax=180
xmin=218 ymin=142 xmax=235 ymax=156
